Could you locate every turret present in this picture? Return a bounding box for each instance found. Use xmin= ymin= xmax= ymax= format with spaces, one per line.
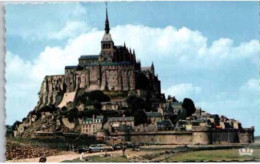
xmin=101 ymin=3 xmax=114 ymax=62
xmin=151 ymin=62 xmax=155 ymax=75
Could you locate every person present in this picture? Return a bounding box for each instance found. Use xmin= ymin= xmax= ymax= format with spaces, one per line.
xmin=39 ymin=156 xmax=47 ymax=163
xmin=121 ymin=144 xmax=126 ymax=156
xmin=80 ymin=152 xmax=84 ymax=160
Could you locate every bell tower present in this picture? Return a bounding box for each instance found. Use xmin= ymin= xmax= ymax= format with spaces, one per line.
xmin=100 ymin=3 xmax=114 ymax=62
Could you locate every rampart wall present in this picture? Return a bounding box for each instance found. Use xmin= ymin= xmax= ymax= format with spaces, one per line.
xmin=108 ymin=129 xmax=254 ymax=145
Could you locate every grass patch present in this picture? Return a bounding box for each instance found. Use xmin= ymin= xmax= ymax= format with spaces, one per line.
xmin=62 ymin=155 xmax=129 ymax=163
xmin=62 ymin=157 xmax=83 ymax=162
xmin=88 ymin=155 xmax=129 ymax=162
xmin=164 ymin=148 xmax=260 ymax=162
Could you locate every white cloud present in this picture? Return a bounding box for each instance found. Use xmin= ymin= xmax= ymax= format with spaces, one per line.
xmin=240 ymin=78 xmax=259 ymax=93
xmin=49 ymin=21 xmax=89 ymax=40
xmin=162 ymin=83 xmax=201 ymax=101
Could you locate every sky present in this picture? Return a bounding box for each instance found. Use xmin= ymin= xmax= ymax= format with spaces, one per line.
xmin=5 ymin=2 xmax=260 ymax=135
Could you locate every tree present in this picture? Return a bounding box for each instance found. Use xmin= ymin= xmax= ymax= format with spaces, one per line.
xmin=133 ymin=109 xmax=148 ymax=126
xmin=75 ymin=90 xmax=110 ymax=106
xmin=182 ymin=98 xmax=196 ymax=117
xmin=39 ymin=105 xmax=57 ymax=113
xmin=126 ymin=96 xmax=146 ymax=114
xmin=61 ymin=106 xmax=68 ymax=112
xmin=67 ymin=108 xmax=78 ymax=122
xmin=93 ymin=100 xmax=101 ymax=111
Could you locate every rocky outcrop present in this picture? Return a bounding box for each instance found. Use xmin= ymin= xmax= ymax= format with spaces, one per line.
xmin=37 ymin=75 xmax=66 ymax=109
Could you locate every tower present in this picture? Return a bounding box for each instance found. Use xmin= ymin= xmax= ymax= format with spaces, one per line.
xmin=151 ymin=62 xmax=155 ymax=75
xmin=100 ymin=3 xmax=114 ymax=62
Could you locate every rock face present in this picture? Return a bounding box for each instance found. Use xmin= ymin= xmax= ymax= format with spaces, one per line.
xmin=37 ymin=75 xmax=65 ymax=109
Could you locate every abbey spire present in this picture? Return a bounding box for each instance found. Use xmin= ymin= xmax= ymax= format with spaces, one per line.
xmin=105 ymin=3 xmax=110 ymax=34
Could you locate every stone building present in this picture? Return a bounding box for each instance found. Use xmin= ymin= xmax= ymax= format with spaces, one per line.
xmin=81 ymin=116 xmax=103 ymax=135
xmin=104 ymin=116 xmax=134 ymax=133
xmin=145 ymin=112 xmax=163 ymax=125
xmin=37 ymin=6 xmax=161 ymax=108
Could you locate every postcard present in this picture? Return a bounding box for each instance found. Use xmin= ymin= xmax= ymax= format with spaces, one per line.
xmin=4 ymin=1 xmax=260 ymax=162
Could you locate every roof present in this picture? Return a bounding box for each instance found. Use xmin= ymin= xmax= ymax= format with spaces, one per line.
xmin=65 ymin=66 xmax=78 ymax=69
xmin=79 ymin=55 xmax=99 ymax=60
xmin=102 ymin=33 xmax=113 ymax=42
xmin=141 ymin=67 xmax=151 ymax=71
xmin=84 ymin=61 xmax=132 ymax=67
xmin=157 ymin=119 xmax=173 ymax=126
xmin=96 ymin=115 xmax=104 ymax=120
xmin=101 ymin=102 xmax=117 ymax=105
xmin=145 ymin=112 xmax=163 ymax=118
xmin=210 ymin=114 xmax=219 ymax=119
xmin=115 ymin=46 xmax=124 ymax=49
xmin=164 ymin=103 xmax=174 ymax=112
xmin=83 ymin=116 xmax=103 ymax=124
xmin=107 ymin=117 xmax=134 ymax=122
xmin=171 ymin=102 xmax=182 ymax=107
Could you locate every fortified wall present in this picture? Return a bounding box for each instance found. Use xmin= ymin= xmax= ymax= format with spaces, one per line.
xmin=108 ymin=129 xmax=254 ymax=145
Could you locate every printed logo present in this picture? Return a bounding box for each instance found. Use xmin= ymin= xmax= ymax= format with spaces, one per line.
xmin=238 ymin=148 xmax=254 ymax=156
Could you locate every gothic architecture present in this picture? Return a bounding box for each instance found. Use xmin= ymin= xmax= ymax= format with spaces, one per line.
xmin=38 ymin=6 xmax=161 ymax=108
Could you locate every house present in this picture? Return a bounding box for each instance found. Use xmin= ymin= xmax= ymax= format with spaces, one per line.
xmin=145 ymin=112 xmax=163 ymax=124
xmin=105 ymin=116 xmax=134 ymax=132
xmin=81 ymin=115 xmax=103 ymax=135
xmin=101 ymin=102 xmax=119 ymax=110
xmin=157 ymin=119 xmax=174 ymax=131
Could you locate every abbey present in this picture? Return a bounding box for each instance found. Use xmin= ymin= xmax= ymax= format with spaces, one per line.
xmin=39 ymin=7 xmax=161 ymax=108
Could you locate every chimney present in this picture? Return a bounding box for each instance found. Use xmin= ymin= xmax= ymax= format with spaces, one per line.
xmin=92 ymin=115 xmax=95 ymax=122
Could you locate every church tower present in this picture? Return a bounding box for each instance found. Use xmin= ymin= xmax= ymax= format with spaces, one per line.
xmin=100 ymin=4 xmax=114 ymax=62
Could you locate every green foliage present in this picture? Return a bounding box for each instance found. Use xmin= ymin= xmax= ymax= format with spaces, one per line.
xmin=38 ymin=105 xmax=58 ymax=113
xmin=61 ymin=106 xmax=68 ymax=112
xmin=67 ymin=108 xmax=78 ymax=122
xmin=126 ymin=95 xmax=146 ymax=112
xmin=182 ymin=98 xmax=196 ymax=117
xmin=75 ymin=90 xmax=110 ymax=108
xmin=133 ymin=109 xmax=148 ymax=126
xmin=77 ymin=109 xmax=101 ymax=118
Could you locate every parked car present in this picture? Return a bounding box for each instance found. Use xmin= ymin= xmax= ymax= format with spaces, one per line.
xmin=125 ymin=142 xmax=135 ymax=148
xmin=112 ymin=144 xmax=122 ymax=150
xmin=74 ymin=146 xmax=89 ymax=153
xmin=103 ymin=145 xmax=114 ymax=151
xmin=89 ymin=144 xmax=106 ymax=153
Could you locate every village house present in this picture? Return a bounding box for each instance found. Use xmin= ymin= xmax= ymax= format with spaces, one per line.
xmin=81 ymin=115 xmax=103 ymax=135
xmin=157 ymin=119 xmax=174 ymax=131
xmin=104 ymin=116 xmax=134 ymax=133
xmin=145 ymin=112 xmax=163 ymax=124
xmin=101 ymin=102 xmax=119 ymax=110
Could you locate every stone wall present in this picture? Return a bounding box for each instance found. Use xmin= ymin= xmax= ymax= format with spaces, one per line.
xmin=108 ymin=129 xmax=254 ymax=145
xmin=110 ymin=131 xmax=193 ymax=145
xmin=239 ymin=130 xmax=254 ymax=144
xmin=211 ymin=131 xmax=239 ymax=144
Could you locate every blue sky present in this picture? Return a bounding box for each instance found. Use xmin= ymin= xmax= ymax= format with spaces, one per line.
xmin=5 ymin=2 xmax=260 ymax=135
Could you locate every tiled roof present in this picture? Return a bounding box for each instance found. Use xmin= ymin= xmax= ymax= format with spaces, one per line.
xmin=79 ymin=55 xmax=99 ymax=60
xmin=83 ymin=116 xmax=103 ymax=124
xmin=65 ymin=66 xmax=78 ymax=69
xmin=84 ymin=62 xmax=132 ymax=67
xmin=107 ymin=117 xmax=134 ymax=122
xmin=157 ymin=119 xmax=173 ymax=126
xmin=145 ymin=112 xmax=163 ymax=118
